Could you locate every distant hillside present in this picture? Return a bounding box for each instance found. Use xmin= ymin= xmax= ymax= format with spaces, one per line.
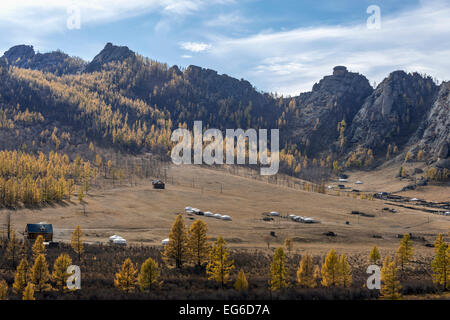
xmin=0 ymin=43 xmax=448 ymax=181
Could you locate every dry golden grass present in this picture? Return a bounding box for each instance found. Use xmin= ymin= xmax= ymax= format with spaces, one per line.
xmin=5 ymin=163 xmax=449 ymax=257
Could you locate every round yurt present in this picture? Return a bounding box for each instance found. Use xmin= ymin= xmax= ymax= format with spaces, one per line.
xmin=204 ymin=211 xmax=214 ymax=217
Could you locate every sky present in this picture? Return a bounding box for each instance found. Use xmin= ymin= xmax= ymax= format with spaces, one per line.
xmin=0 ymin=0 xmax=449 ymax=95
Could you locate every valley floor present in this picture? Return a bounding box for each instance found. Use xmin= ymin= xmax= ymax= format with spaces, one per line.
xmin=4 ymin=163 xmax=449 ymax=257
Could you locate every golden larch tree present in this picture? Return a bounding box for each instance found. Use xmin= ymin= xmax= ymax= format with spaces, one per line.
xmin=381 ymin=257 xmax=402 ymax=299
xmin=13 ymin=258 xmax=29 ymax=295
xmin=70 ymin=225 xmax=84 ymax=263
xmin=338 ymin=254 xmax=352 ymax=287
xmin=187 ymin=219 xmax=210 ymax=267
xmin=321 ymin=249 xmax=341 ymax=287
xmin=296 ymin=254 xmax=316 ymax=288
xmin=269 ymin=247 xmax=289 ymax=291
xmin=207 ymin=237 xmax=235 ymax=288
xmin=434 ymin=234 xmax=445 ymax=254
xmin=163 ymin=214 xmax=188 ymax=268
xmin=32 ymin=235 xmax=46 ymax=259
xmin=234 ymin=269 xmax=248 ymax=291
xmin=395 ymin=233 xmax=414 ymax=272
xmin=30 ymin=254 xmax=52 ymax=293
xmin=0 ymin=280 xmax=8 ymax=300
xmin=431 ymin=240 xmax=449 ymax=290
xmin=114 ymin=258 xmax=138 ymax=292
xmin=369 ymin=245 xmax=381 ymax=264
xmin=138 ymin=258 xmax=161 ymax=292
xmin=22 ymin=283 xmax=35 ymax=300
xmin=52 ymin=253 xmax=73 ymax=292
xmin=19 ymin=241 xmax=28 ymax=259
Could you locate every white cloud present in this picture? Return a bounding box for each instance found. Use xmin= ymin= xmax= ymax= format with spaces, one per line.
xmin=0 ymin=0 xmax=234 ymax=38
xmin=204 ymin=11 xmax=251 ymax=28
xmin=205 ymin=0 xmax=450 ymax=95
xmin=180 ymin=41 xmax=211 ymax=52
xmin=181 ymin=54 xmax=193 ymax=58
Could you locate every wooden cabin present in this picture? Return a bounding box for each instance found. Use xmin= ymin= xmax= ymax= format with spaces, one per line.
xmin=152 ymin=179 xmax=165 ymax=189
xmin=25 ymin=223 xmax=53 ymax=242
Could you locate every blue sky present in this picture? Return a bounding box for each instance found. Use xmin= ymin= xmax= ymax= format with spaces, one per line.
xmin=1 ymin=0 xmax=449 ymax=95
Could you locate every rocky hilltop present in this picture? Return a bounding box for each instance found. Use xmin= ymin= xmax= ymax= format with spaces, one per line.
xmin=2 ymin=44 xmax=86 ymax=75
xmin=282 ymin=66 xmax=373 ymax=155
xmin=348 ymin=71 xmax=438 ymax=155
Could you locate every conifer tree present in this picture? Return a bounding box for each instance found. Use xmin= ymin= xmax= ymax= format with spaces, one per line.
xmin=13 ymin=258 xmax=29 ymax=295
xmin=32 ymin=235 xmax=46 ymax=260
xmin=434 ymin=234 xmax=446 ymax=254
xmin=381 ymin=257 xmax=402 ymax=299
xmin=369 ymin=245 xmax=381 ymax=264
xmin=70 ymin=225 xmax=84 ymax=263
xmin=338 ymin=254 xmax=352 ymax=287
xmin=296 ymin=254 xmax=316 ymax=288
xmin=395 ymin=233 xmax=414 ymax=272
xmin=163 ymin=214 xmax=188 ymax=268
xmin=187 ymin=219 xmax=210 ymax=267
xmin=22 ymin=283 xmax=35 ymax=300
xmin=431 ymin=240 xmax=449 ymax=290
xmin=52 ymin=253 xmax=73 ymax=292
xmin=269 ymin=247 xmax=289 ymax=291
xmin=30 ymin=254 xmax=52 ymax=292
xmin=321 ymin=249 xmax=341 ymax=287
xmin=114 ymin=258 xmax=137 ymax=293
xmin=0 ymin=280 xmax=8 ymax=300
xmin=234 ymin=269 xmax=248 ymax=291
xmin=138 ymin=258 xmax=161 ymax=292
xmin=19 ymin=240 xmax=28 ymax=259
xmin=206 ymin=237 xmax=235 ymax=288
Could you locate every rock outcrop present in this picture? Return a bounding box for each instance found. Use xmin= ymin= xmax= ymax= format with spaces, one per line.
xmin=348 ymin=71 xmax=438 ymax=154
xmin=412 ymin=82 xmax=450 ymax=160
xmin=84 ymin=42 xmax=135 ymax=72
xmin=2 ymin=45 xmax=85 ymax=75
xmin=284 ymin=66 xmax=373 ymax=155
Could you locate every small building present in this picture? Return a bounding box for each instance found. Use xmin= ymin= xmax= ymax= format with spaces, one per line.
xmin=25 ymin=223 xmax=53 ymax=242
xmin=152 ymin=179 xmax=165 ymax=189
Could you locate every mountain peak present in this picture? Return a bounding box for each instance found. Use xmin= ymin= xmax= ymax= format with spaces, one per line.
xmin=85 ymin=43 xmax=135 ymax=72
xmin=2 ymin=45 xmax=35 ymax=66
